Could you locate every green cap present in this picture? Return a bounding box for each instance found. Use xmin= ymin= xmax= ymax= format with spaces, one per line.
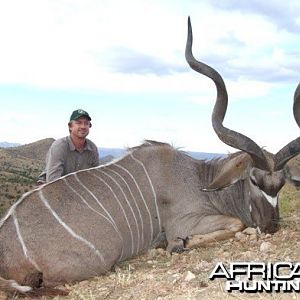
xmin=70 ymin=109 xmax=91 ymax=121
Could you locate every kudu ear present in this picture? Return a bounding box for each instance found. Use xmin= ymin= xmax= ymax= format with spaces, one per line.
xmin=284 ymin=164 xmax=300 ymax=187
xmin=203 ymin=153 xmax=252 ymax=191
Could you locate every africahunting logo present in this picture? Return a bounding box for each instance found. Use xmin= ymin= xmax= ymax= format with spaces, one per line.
xmin=209 ymin=262 xmax=300 ymax=292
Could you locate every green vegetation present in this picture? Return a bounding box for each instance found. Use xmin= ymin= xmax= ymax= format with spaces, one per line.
xmin=279 ymin=184 xmax=300 ymax=230
xmin=0 ymin=138 xmax=53 ymax=216
xmin=0 ymin=165 xmax=43 ymax=216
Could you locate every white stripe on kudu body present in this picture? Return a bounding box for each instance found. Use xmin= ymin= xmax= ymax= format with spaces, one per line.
xmin=105 ymin=166 xmax=145 ymax=250
xmin=100 ymin=168 xmax=141 ymax=254
xmin=73 ymin=173 xmax=119 ymax=231
xmin=63 ymin=177 xmax=116 ymax=229
xmin=114 ymin=163 xmax=152 ymax=246
xmin=13 ymin=211 xmax=41 ymax=272
xmin=130 ymin=153 xmax=161 ymax=232
xmin=88 ymin=170 xmax=135 ymax=258
xmin=63 ymin=177 xmax=125 ymax=256
xmin=72 ymin=174 xmax=127 ymax=260
xmin=95 ymin=170 xmax=135 ymax=255
xmin=39 ymin=190 xmax=108 ymax=270
xmin=0 ymin=190 xmax=35 ymax=229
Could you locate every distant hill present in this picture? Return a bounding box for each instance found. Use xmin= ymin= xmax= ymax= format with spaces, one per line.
xmin=99 ymin=147 xmax=126 ymax=159
xmin=4 ymin=138 xmax=55 ymax=161
xmin=99 ymin=147 xmax=225 ymax=161
xmin=0 ymin=140 xmax=225 ymax=161
xmin=0 ymin=141 xmax=21 ymax=148
xmin=0 ymin=138 xmax=54 ymax=215
xmin=186 ymin=151 xmax=225 ymax=160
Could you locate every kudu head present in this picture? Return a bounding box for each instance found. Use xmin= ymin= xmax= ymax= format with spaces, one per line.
xmin=186 ymin=17 xmax=300 ymax=233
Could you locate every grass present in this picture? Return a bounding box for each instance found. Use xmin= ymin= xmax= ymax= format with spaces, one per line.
xmin=279 ymin=184 xmax=300 ymax=230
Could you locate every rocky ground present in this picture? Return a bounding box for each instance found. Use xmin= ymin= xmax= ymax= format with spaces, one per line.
xmin=54 ymin=224 xmax=300 ymax=300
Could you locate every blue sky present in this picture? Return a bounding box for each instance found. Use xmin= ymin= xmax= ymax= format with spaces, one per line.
xmin=0 ymin=0 xmax=300 ymax=153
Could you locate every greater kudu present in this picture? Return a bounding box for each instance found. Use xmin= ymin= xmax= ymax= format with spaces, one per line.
xmin=0 ymin=17 xmax=300 ymax=296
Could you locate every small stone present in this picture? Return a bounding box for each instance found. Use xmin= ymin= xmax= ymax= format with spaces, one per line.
xmin=222 ymin=251 xmax=231 ymax=258
xmin=242 ymin=250 xmax=254 ymax=260
xmin=196 ymin=260 xmax=211 ymax=271
xmin=184 ymin=271 xmax=196 ymax=282
xmin=249 ymin=240 xmax=258 ymax=247
xmin=243 ymin=227 xmax=257 ymax=235
xmin=147 ymin=260 xmax=154 ymax=264
xmin=285 ymin=256 xmax=292 ymax=262
xmin=249 ymin=234 xmax=257 ymax=241
xmin=235 ymin=232 xmax=246 ymax=240
xmin=260 ymin=241 xmax=272 ymax=252
xmin=156 ymin=248 xmax=167 ymax=255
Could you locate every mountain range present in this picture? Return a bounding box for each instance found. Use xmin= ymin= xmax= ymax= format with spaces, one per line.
xmin=0 ymin=142 xmax=21 ymax=148
xmin=1 ymin=140 xmax=225 ymax=161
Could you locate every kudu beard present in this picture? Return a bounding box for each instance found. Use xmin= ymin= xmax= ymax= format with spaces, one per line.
xmin=209 ymin=262 xmax=300 ymax=293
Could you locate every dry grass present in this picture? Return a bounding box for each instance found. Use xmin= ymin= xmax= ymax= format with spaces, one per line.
xmin=53 ymin=228 xmax=300 ymax=300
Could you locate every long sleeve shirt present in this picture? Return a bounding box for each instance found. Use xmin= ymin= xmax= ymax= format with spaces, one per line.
xmin=44 ymin=136 xmax=99 ymax=182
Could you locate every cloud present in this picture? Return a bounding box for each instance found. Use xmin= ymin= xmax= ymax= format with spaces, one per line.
xmin=209 ymin=0 xmax=300 ymax=32
xmin=100 ymin=47 xmax=186 ymax=76
xmin=0 ymin=0 xmax=298 ymax=90
xmin=218 ymin=60 xmax=300 ymax=84
xmin=184 ymin=1 xmax=300 ymax=85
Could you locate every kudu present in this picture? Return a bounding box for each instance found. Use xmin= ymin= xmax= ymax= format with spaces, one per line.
xmin=0 ymin=17 xmax=300 ymax=296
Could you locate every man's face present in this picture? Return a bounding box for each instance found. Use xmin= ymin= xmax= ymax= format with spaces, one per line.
xmin=69 ymin=116 xmax=91 ymax=138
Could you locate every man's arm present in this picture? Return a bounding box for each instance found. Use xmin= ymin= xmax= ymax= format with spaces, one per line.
xmin=45 ymin=141 xmax=66 ymax=182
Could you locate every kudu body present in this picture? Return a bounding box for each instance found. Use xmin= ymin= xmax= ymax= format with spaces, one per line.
xmin=0 ymin=17 xmax=300 ymax=295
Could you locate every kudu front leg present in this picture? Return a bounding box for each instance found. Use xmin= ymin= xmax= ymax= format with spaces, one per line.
xmin=186 ymin=215 xmax=245 ymax=249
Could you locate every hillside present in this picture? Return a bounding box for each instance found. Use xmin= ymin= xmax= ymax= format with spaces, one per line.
xmin=0 ymin=138 xmax=54 ymax=215
xmin=3 ymin=138 xmax=55 ymax=161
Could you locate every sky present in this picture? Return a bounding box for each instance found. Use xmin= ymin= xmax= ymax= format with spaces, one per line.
xmin=0 ymin=0 xmax=300 ymax=154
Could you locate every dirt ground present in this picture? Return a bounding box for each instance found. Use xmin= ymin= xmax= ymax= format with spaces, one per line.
xmin=54 ymin=224 xmax=300 ymax=300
